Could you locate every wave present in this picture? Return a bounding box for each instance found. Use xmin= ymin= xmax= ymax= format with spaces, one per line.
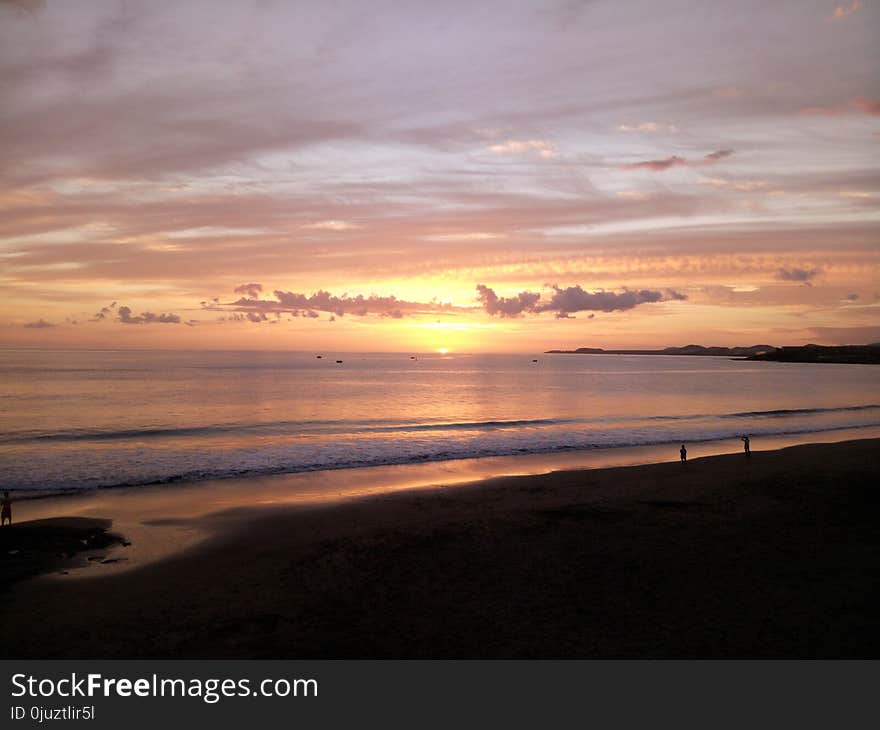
xmin=6 ymin=420 xmax=880 ymax=498
xmin=723 ymin=404 xmax=880 ymax=419
xmin=5 ymin=404 xmax=879 ymax=446
xmin=0 ymin=417 xmax=582 ymax=445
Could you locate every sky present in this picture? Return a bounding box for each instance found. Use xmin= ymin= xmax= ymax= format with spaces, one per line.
xmin=1 ymin=0 xmax=878 ymax=353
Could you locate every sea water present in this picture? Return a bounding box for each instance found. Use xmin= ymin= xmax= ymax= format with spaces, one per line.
xmin=1 ymin=349 xmax=878 ymax=495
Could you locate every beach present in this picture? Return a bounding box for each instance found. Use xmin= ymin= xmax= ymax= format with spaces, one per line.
xmin=1 ymin=438 xmax=878 ymax=659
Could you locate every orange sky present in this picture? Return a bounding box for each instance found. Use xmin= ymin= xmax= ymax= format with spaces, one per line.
xmin=1 ymin=0 xmax=878 ymax=353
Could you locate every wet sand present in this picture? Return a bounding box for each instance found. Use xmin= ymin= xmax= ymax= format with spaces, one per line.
xmin=1 ymin=439 xmax=878 ymax=658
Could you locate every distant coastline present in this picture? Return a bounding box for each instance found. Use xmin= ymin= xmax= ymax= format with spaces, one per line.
xmin=545 ymin=343 xmax=880 ymax=364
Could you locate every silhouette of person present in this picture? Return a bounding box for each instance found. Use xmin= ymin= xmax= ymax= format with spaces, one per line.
xmin=680 ymin=444 xmax=687 ymax=463
xmin=1 ymin=491 xmax=11 ymax=526
xmin=742 ymin=435 xmax=751 ymax=456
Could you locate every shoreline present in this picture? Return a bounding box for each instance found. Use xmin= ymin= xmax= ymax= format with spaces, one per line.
xmin=1 ymin=437 xmax=878 ymax=658
xmin=14 ymin=422 xmax=880 ymax=503
xmin=10 ymin=426 xmax=880 ymax=578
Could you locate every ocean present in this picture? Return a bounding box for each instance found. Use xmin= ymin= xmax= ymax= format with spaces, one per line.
xmin=1 ymin=349 xmax=878 ymax=496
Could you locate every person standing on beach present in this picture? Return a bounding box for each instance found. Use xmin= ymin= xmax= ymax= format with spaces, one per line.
xmin=1 ymin=491 xmax=11 ymax=526
xmin=680 ymin=444 xmax=687 ymax=463
xmin=742 ymin=435 xmax=751 ymax=456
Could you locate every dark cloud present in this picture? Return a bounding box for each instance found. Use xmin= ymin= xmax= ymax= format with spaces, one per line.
xmin=117 ymin=305 xmax=181 ymax=324
xmin=234 ymin=283 xmax=263 ymax=298
xmin=475 ymin=284 xmax=541 ymax=317
xmin=202 ymin=286 xmax=466 ymax=322
xmin=539 ymin=285 xmax=664 ymax=314
xmin=224 ymin=289 xmax=457 ymax=318
xmin=621 ymin=150 xmax=734 ymax=172
xmin=23 ymin=318 xmax=54 ymax=328
xmin=704 ymin=149 xmax=734 ymax=161
xmin=91 ymin=301 xmax=117 ymax=321
xmin=846 ymin=292 xmax=859 ymax=301
xmin=665 ymin=288 xmax=689 ymax=301
xmin=476 ymin=283 xmax=677 ymax=317
xmin=776 ymin=267 xmax=820 ymax=283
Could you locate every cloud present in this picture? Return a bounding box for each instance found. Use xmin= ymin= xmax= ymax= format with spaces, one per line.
xmin=701 ymin=178 xmax=769 ymax=191
xmin=1 ymin=2 xmax=877 ymax=351
xmin=620 ymin=150 xmax=734 ymax=172
xmin=617 ymin=122 xmax=678 ymax=133
xmin=801 ymin=97 xmax=880 ymax=116
xmin=704 ymin=150 xmax=734 ymax=162
xmin=23 ymin=318 xmax=54 ymax=328
xmin=539 ymin=285 xmax=665 ymax=314
xmin=91 ymin=301 xmax=117 ymax=321
xmin=832 ymin=1 xmax=861 ymax=20
xmin=302 ymin=220 xmax=361 ymax=231
xmin=422 ymin=232 xmax=500 ymax=241
xmin=475 ymin=284 xmax=541 ymax=317
xmin=209 ymin=287 xmax=461 ymax=320
xmin=476 ymin=283 xmax=679 ymax=317
xmin=615 ymin=191 xmax=655 ymax=200
xmin=487 ymin=139 xmax=558 ymax=158
xmin=117 ymin=305 xmax=181 ymax=324
xmin=852 ymin=98 xmax=880 ymax=116
xmin=776 ymin=267 xmax=821 ymax=283
xmin=234 ymin=283 xmax=263 ymax=298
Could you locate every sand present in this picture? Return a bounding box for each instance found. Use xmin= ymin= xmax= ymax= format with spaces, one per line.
xmin=1 ymin=439 xmax=878 ymax=658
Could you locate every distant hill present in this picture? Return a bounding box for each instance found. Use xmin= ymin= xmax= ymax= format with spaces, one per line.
xmin=746 ymin=344 xmax=880 ymax=364
xmin=545 ymin=344 xmax=776 ymax=357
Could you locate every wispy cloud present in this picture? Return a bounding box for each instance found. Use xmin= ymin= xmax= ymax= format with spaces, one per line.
xmin=620 ymin=150 xmax=734 ymax=172
xmin=801 ymin=97 xmax=880 ymax=116
xmin=487 ymin=139 xmax=559 ymax=158
xmin=302 ymin=220 xmax=361 ymax=231
xmin=617 ymin=122 xmax=678 ymax=133
xmin=701 ymin=178 xmax=769 ymax=191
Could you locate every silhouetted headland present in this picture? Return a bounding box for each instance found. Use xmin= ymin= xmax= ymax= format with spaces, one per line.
xmin=547 ymin=343 xmax=880 ymax=363
xmin=746 ymin=344 xmax=880 ymax=364
xmin=546 ymin=344 xmax=775 ymax=357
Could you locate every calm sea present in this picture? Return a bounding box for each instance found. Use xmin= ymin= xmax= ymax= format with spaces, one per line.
xmin=1 ymin=349 xmax=878 ymax=495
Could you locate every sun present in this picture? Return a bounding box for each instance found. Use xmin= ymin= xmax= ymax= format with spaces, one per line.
xmin=436 ymin=347 xmax=450 ymax=354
